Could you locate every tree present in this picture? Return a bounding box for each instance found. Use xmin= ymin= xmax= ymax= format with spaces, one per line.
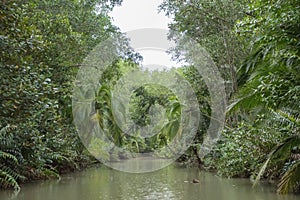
xmin=159 ymin=0 xmax=248 ymax=96
xmin=228 ymin=0 xmax=300 ymax=193
xmin=0 ymin=0 xmax=127 ymax=189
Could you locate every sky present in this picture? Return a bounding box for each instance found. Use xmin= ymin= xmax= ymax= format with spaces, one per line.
xmin=109 ymin=0 xmax=181 ymax=69
xmin=109 ymin=0 xmax=171 ymax=31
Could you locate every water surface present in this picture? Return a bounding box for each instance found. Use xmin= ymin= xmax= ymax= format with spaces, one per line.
xmin=0 ymin=164 xmax=298 ymax=200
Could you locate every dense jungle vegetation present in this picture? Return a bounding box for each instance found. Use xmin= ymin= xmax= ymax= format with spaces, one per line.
xmin=0 ymin=0 xmax=299 ymax=194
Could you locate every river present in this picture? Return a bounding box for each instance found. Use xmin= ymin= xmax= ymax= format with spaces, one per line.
xmin=0 ymin=164 xmax=298 ymax=200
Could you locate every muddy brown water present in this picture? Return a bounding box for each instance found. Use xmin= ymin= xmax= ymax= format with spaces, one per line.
xmin=0 ymin=162 xmax=299 ymax=200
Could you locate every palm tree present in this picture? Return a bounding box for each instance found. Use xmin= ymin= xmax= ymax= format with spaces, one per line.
xmin=253 ymin=134 xmax=300 ymax=194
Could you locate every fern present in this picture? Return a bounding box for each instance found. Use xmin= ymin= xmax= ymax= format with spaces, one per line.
xmin=35 ymin=167 xmax=60 ymax=179
xmin=0 ymin=170 xmax=20 ymax=191
xmin=0 ymin=125 xmax=25 ymax=190
xmin=0 ymin=151 xmax=18 ymax=163
xmin=0 ymin=124 xmax=15 ymax=147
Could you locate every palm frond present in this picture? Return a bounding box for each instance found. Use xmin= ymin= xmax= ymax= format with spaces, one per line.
xmin=253 ymin=135 xmax=300 ymax=188
xmin=253 ymin=148 xmax=277 ymax=187
xmin=226 ymin=91 xmax=262 ymax=114
xmin=277 ymin=161 xmax=300 ymax=194
xmin=270 ymin=108 xmax=300 ymax=126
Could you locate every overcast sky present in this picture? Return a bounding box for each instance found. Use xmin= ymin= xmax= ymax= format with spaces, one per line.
xmin=109 ymin=0 xmax=181 ymax=69
xmin=109 ymin=0 xmax=171 ymax=31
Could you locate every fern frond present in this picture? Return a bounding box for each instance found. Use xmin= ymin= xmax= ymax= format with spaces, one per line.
xmin=0 ymin=151 xmax=18 ymax=163
xmin=0 ymin=166 xmax=25 ymax=181
xmin=36 ymin=167 xmax=60 ymax=179
xmin=0 ymin=168 xmax=23 ymax=191
xmin=0 ymin=124 xmax=16 ymax=147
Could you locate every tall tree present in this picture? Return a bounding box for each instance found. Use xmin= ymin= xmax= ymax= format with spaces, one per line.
xmin=159 ymin=0 xmax=248 ymax=96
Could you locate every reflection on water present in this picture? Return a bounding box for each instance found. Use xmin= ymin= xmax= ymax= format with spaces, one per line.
xmin=109 ymin=157 xmax=173 ymax=173
xmin=0 ymin=163 xmax=299 ymax=200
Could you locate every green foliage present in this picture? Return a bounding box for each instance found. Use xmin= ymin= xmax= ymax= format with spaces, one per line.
xmin=93 ymin=61 xmax=138 ymax=147
xmin=252 ymin=110 xmax=300 ymax=194
xmin=252 ymin=134 xmax=300 ymax=194
xmin=160 ymin=2 xmax=300 ymax=194
xmin=160 ymin=0 xmax=249 ymax=94
xmin=0 ymin=0 xmax=125 ymax=190
xmin=213 ymin=118 xmax=284 ymax=178
xmin=88 ymin=137 xmax=110 ymax=162
xmin=177 ymin=66 xmax=210 ymax=136
xmin=216 ymin=107 xmax=299 ymax=192
xmin=129 ymin=84 xmax=171 ymax=127
xmin=278 ymin=160 xmax=300 ymax=194
xmin=0 ymin=125 xmax=25 ymax=190
xmin=1 ymin=0 xmax=299 ymax=194
xmin=233 ymin=0 xmax=300 ymax=110
xmin=168 ymin=66 xmax=211 ymax=164
xmin=93 ymin=66 xmax=184 ymax=156
xmin=219 ymin=0 xmax=300 ymax=194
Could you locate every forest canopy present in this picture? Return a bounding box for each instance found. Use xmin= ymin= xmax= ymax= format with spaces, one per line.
xmin=0 ymin=0 xmax=299 ymax=194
